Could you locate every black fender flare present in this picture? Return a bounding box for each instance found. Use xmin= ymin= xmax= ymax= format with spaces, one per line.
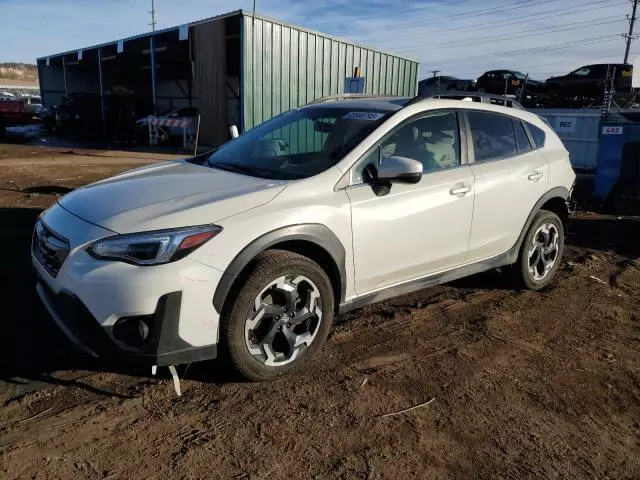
xmin=507 ymin=186 xmax=570 ymax=263
xmin=212 ymin=224 xmax=347 ymax=314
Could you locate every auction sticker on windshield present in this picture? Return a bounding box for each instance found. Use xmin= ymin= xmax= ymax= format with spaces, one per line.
xmin=343 ymin=112 xmax=385 ymax=121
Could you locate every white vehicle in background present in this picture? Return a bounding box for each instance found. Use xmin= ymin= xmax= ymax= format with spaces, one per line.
xmin=32 ymin=93 xmax=575 ymax=381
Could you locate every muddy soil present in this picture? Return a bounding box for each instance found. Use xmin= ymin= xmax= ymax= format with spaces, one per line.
xmin=0 ymin=144 xmax=639 ymax=479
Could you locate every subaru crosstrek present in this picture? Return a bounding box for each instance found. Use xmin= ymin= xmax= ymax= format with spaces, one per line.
xmin=32 ymin=96 xmax=575 ymax=381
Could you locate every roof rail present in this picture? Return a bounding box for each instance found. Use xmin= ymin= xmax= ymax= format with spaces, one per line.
xmin=307 ymin=93 xmax=406 ymax=104
xmin=405 ymin=91 xmax=524 ymax=110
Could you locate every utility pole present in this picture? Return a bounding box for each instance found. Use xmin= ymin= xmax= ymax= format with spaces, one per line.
xmin=149 ymin=0 xmax=157 ymax=32
xmin=430 ymin=70 xmax=440 ymax=78
xmin=623 ymin=0 xmax=639 ymax=64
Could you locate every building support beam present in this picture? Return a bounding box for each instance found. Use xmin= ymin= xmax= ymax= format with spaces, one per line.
xmin=97 ymin=48 xmax=106 ymax=138
xmin=150 ymin=36 xmax=157 ymax=112
xmin=62 ymin=56 xmax=68 ymax=97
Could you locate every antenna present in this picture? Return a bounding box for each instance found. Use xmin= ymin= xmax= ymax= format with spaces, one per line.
xmin=149 ymin=0 xmax=157 ymax=32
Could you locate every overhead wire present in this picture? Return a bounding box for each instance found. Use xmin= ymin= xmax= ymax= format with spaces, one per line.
xmin=329 ymin=0 xmax=598 ymax=36
xmin=429 ymin=35 xmax=620 ymax=66
xmin=400 ymin=16 xmax=623 ymax=53
xmin=345 ymin=0 xmax=627 ymax=43
xmin=311 ymin=0 xmax=471 ymax=27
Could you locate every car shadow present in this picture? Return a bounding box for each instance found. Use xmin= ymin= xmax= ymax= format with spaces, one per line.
xmin=0 ymin=208 xmax=159 ymax=400
xmin=566 ymin=214 xmax=640 ymax=260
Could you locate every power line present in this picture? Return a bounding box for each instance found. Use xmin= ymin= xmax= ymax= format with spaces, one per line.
xmin=623 ymin=0 xmax=639 ymax=62
xmin=330 ymin=0 xmax=581 ymax=36
xmin=430 ymin=35 xmax=619 ymax=65
xmin=401 ymin=16 xmax=623 ymax=53
xmin=347 ymin=0 xmax=626 ymax=43
xmin=311 ymin=0 xmax=470 ymax=27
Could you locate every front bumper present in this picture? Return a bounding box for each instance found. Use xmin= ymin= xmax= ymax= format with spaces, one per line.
xmin=33 ymin=203 xmax=224 ymax=366
xmin=35 ymin=278 xmax=217 ymax=366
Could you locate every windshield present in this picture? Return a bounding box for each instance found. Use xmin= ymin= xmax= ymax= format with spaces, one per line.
xmin=206 ymin=106 xmax=391 ymax=180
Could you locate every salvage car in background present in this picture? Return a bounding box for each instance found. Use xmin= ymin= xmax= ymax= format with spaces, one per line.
xmin=472 ymin=70 xmax=544 ymax=97
xmin=0 ymin=100 xmax=38 ymax=138
xmin=418 ymin=76 xmax=472 ymax=96
xmin=545 ymin=63 xmax=633 ymax=105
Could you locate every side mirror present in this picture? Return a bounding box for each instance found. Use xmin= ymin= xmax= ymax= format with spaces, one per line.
xmin=229 ymin=125 xmax=239 ymax=139
xmin=377 ymin=156 xmax=423 ymax=184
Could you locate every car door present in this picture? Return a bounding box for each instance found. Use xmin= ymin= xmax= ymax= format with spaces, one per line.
xmin=345 ymin=110 xmax=475 ymax=295
xmin=464 ymin=110 xmax=549 ymax=262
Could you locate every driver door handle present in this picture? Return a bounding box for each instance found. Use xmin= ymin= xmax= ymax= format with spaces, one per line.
xmin=450 ymin=185 xmax=471 ymax=196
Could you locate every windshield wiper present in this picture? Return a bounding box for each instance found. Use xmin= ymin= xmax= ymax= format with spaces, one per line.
xmin=209 ymin=161 xmax=271 ymax=178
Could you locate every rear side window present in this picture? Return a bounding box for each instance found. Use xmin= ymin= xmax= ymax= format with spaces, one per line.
xmin=527 ymin=123 xmax=546 ymax=148
xmin=467 ymin=111 xmax=517 ymax=162
xmin=514 ymin=120 xmax=532 ymax=153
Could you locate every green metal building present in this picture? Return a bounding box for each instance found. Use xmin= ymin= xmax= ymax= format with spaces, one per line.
xmin=37 ymin=10 xmax=419 ymax=146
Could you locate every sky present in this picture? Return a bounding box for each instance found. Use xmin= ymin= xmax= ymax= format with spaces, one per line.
xmin=0 ymin=0 xmax=635 ymax=80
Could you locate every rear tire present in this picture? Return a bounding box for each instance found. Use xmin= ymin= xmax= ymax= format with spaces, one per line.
xmin=220 ymin=250 xmax=334 ymax=381
xmin=515 ymin=210 xmax=565 ymax=290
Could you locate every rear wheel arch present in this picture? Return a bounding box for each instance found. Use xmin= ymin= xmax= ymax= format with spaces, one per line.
xmin=213 ymin=224 xmax=346 ymax=317
xmin=508 ymin=187 xmax=570 ymax=263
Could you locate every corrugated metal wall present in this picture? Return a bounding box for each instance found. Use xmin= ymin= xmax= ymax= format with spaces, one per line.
xmin=241 ymin=14 xmax=419 ymax=130
xmin=531 ymin=108 xmax=601 ymax=170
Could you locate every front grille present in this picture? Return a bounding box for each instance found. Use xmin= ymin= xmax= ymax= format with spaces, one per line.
xmin=32 ymin=218 xmax=70 ymax=277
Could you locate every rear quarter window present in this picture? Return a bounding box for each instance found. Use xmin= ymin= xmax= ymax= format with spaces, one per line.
xmin=527 ymin=123 xmax=546 ymax=149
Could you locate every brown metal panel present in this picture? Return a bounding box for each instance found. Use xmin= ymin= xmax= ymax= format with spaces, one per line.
xmin=192 ymin=19 xmax=227 ymax=145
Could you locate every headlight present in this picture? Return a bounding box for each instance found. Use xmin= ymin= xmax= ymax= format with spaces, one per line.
xmin=87 ymin=225 xmax=221 ymax=265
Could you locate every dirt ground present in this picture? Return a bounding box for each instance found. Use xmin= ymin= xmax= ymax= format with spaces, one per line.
xmin=0 ymin=143 xmax=639 ymax=479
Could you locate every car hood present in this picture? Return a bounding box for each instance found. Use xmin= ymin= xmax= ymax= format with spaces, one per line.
xmin=58 ymin=160 xmax=289 ymax=233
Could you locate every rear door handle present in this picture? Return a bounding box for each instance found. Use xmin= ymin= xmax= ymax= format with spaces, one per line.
xmin=528 ymin=171 xmax=544 ymax=182
xmin=450 ymin=185 xmax=471 ymax=196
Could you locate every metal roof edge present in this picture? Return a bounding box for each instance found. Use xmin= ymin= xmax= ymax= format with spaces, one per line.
xmin=36 ymin=22 xmax=180 ymax=61
xmin=36 ymin=9 xmax=420 ymax=66
xmin=238 ymin=9 xmax=420 ymax=64
xmin=36 ymin=9 xmax=247 ymax=61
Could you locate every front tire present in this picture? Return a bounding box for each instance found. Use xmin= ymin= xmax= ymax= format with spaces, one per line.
xmin=516 ymin=210 xmax=565 ymax=290
xmin=220 ymin=250 xmax=334 ymax=381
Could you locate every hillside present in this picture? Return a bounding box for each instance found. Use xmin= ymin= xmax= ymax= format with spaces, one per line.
xmin=0 ymin=63 xmax=38 ymax=85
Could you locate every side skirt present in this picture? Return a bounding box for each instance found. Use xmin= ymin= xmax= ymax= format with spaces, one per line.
xmin=338 ymin=249 xmax=515 ymax=314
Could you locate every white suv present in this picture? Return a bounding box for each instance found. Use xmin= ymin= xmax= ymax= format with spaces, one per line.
xmin=32 ymin=96 xmax=575 ymax=381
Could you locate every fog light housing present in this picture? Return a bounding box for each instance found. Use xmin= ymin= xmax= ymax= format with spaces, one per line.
xmin=113 ymin=315 xmax=154 ymax=347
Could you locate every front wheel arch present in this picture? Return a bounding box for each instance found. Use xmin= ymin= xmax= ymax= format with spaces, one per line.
xmin=213 ymin=225 xmax=346 ymax=317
